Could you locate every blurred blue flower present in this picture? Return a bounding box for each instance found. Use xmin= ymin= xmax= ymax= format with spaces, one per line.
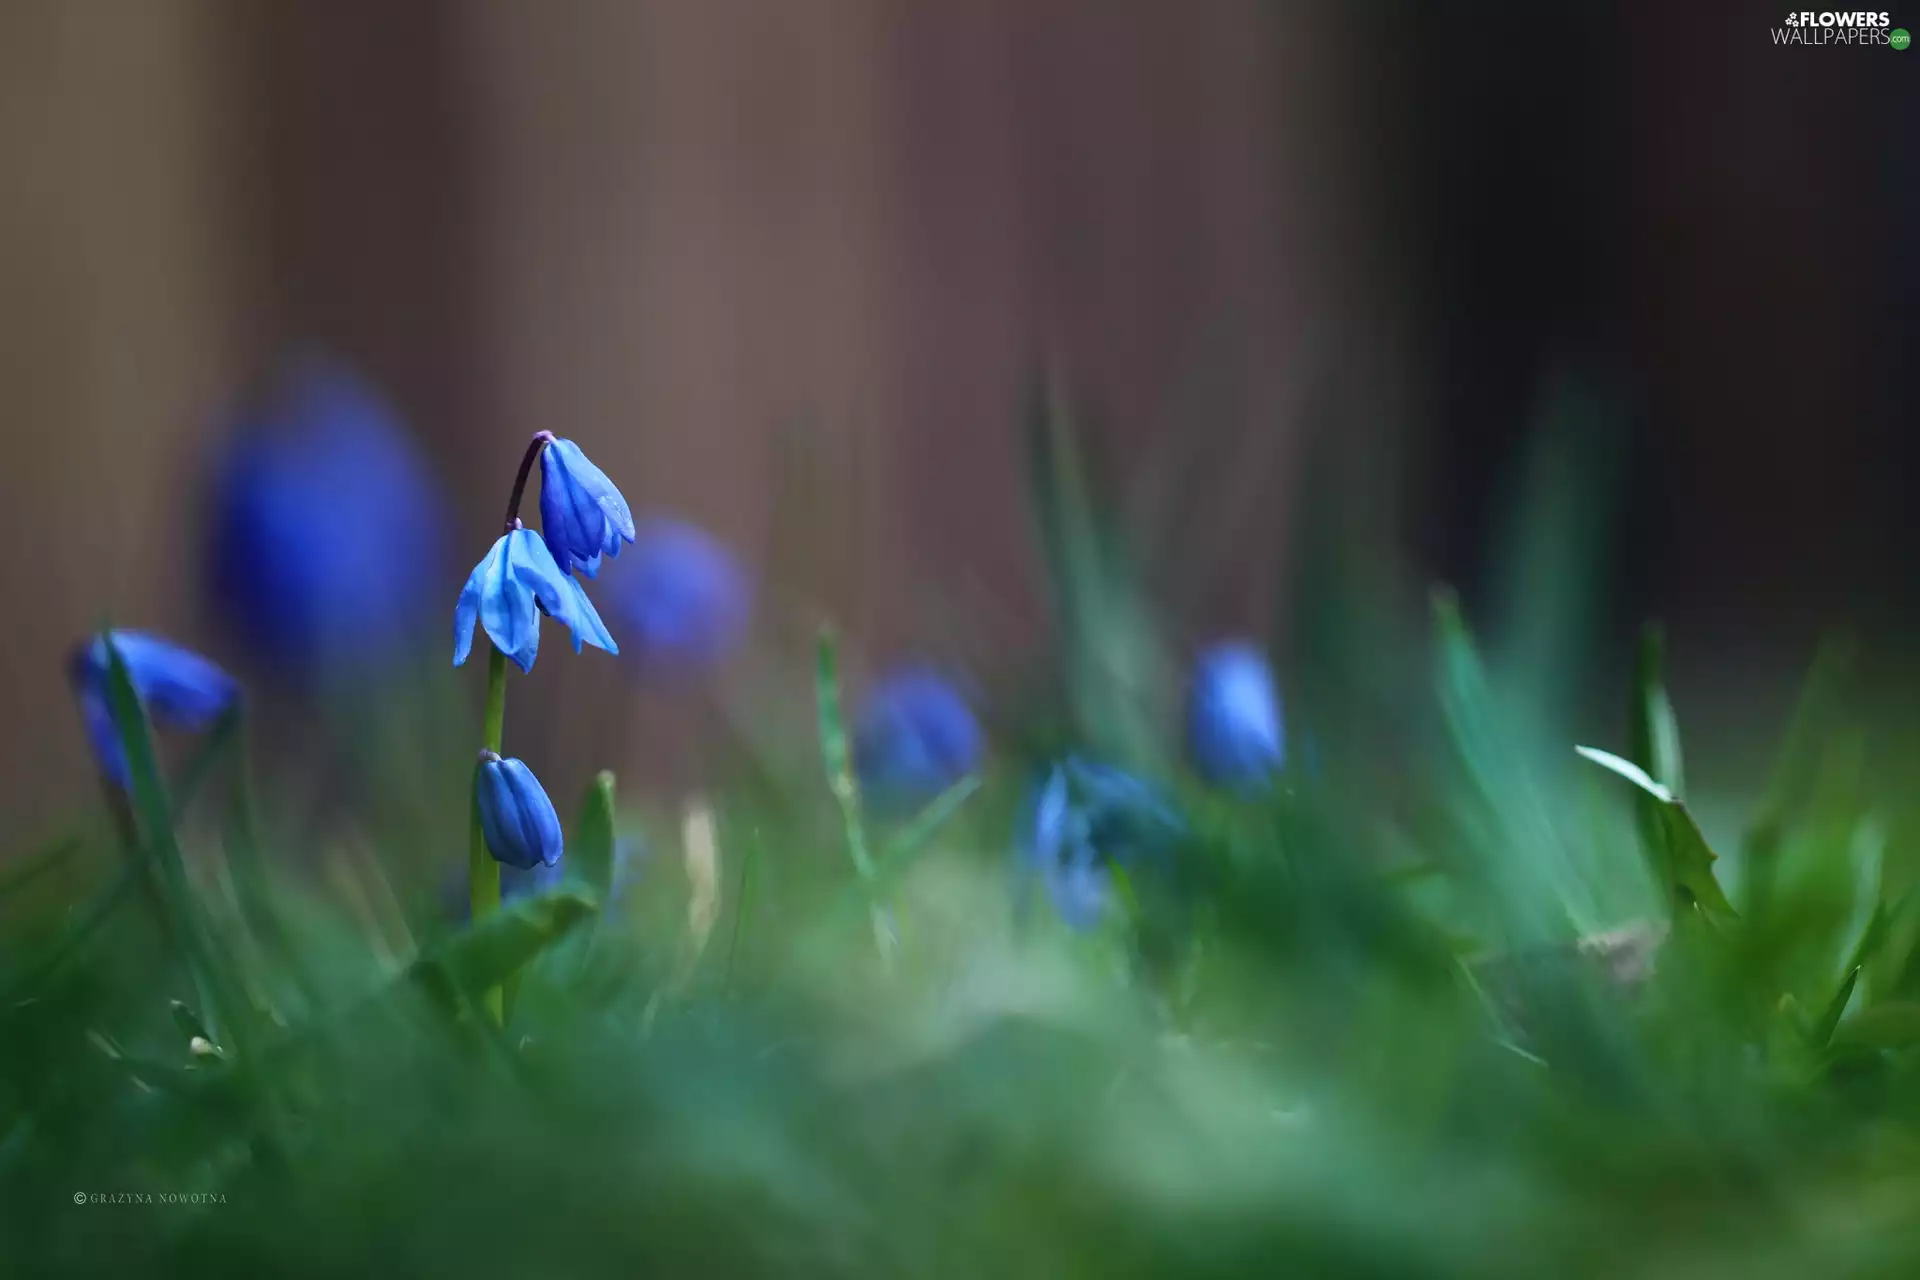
xmin=539 ymin=438 xmax=635 ymax=579
xmin=854 ymin=668 xmax=983 ymax=800
xmin=453 ymin=526 xmax=617 ymax=673
xmin=1021 ymin=758 xmax=1184 ymax=929
xmin=476 ymin=752 xmax=563 ymax=870
xmin=209 ymin=358 xmax=448 ymax=673
xmin=1186 ymin=641 xmax=1285 ymax=786
xmin=607 ymin=517 xmax=749 ymax=674
xmin=70 ymin=631 xmax=238 ymax=786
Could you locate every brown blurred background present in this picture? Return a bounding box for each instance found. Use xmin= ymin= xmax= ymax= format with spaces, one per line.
xmin=1 ymin=0 xmax=1913 ymax=829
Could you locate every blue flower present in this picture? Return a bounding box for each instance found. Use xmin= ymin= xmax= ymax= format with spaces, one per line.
xmin=607 ymin=517 xmax=749 ymax=674
xmin=1020 ymin=758 xmax=1184 ymax=929
xmin=854 ymin=668 xmax=983 ymax=799
xmin=539 ymin=438 xmax=635 ymax=579
xmin=476 ymin=752 xmax=564 ymax=870
xmin=209 ymin=357 xmax=448 ymax=673
xmin=1186 ymin=641 xmax=1285 ymax=786
xmin=453 ymin=526 xmax=617 ymax=673
xmin=70 ymin=631 xmax=239 ymax=785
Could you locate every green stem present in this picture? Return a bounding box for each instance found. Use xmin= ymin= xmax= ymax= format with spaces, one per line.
xmin=469 ymin=644 xmax=509 ymax=1024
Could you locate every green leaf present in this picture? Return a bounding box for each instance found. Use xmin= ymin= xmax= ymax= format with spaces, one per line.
xmin=1828 ymin=1001 xmax=1920 ymax=1052
xmin=814 ymin=626 xmax=873 ymax=882
xmin=1574 ymin=746 xmax=1673 ymax=802
xmin=1813 ymin=966 xmax=1862 ymax=1048
xmin=1631 ymin=626 xmax=1686 ymax=799
xmin=0 ymin=833 xmax=81 ymax=900
xmin=222 ymin=710 xmax=316 ymax=1005
xmin=573 ymin=771 xmax=617 ymax=901
xmin=876 ymin=774 xmax=981 ymax=887
xmin=827 ymin=774 xmax=982 ymax=929
xmin=170 ymin=999 xmax=211 ymax=1044
xmin=98 ymin=633 xmax=248 ymax=1048
xmin=412 ymin=886 xmax=600 ymax=1004
xmin=1023 ymin=368 xmax=1166 ymax=769
xmin=1576 ymin=744 xmax=1737 ymax=926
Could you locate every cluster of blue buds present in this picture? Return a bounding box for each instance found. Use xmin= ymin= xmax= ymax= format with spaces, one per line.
xmin=209 ymin=357 xmax=448 ymax=676
xmin=70 ymin=631 xmax=238 ymax=786
xmin=1185 ymin=640 xmax=1285 ymax=786
xmin=1022 ymin=758 xmax=1186 ymax=929
xmin=854 ymin=667 xmax=984 ymax=801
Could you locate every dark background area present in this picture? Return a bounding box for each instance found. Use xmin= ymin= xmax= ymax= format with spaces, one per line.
xmin=2 ymin=0 xmax=1914 ymax=826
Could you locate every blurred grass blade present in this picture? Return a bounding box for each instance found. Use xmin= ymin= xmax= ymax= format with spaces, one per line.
xmin=1829 ymin=1001 xmax=1920 ymax=1051
xmin=223 ymin=709 xmax=316 ymax=1005
xmin=1576 ymin=744 xmax=1737 ymax=925
xmin=1433 ymin=591 xmax=1577 ymax=942
xmin=170 ymin=998 xmax=212 ymax=1045
xmin=1813 ymin=966 xmax=1862 ymax=1047
xmin=828 ymin=774 xmax=982 ymax=929
xmin=814 ymin=626 xmax=874 ymax=884
xmin=574 ymin=771 xmax=617 ymax=901
xmin=1490 ymin=373 xmax=1621 ymax=741
xmin=1024 ymin=368 xmax=1166 ymax=768
xmin=1630 ymin=626 xmax=1686 ymax=798
xmin=0 ymin=853 xmax=148 ymax=1002
xmin=1574 ymin=746 xmax=1673 ymax=802
xmin=815 ymin=626 xmax=893 ymax=967
xmin=0 ymin=833 xmax=80 ymax=899
xmin=877 ymin=774 xmax=980 ymax=887
xmin=414 ymin=886 xmax=600 ymax=1006
xmin=98 ymin=633 xmax=248 ymax=1049
xmin=1624 ymin=627 xmax=1685 ymax=916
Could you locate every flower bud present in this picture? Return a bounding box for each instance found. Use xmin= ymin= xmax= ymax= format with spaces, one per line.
xmin=476 ymin=752 xmax=564 ymax=870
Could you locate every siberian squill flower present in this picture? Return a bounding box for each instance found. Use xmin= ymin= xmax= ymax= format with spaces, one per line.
xmin=1021 ymin=757 xmax=1185 ymax=929
xmin=453 ymin=525 xmax=617 ymax=673
xmin=475 ymin=751 xmax=564 ymax=870
xmin=209 ymin=356 xmax=448 ymax=673
xmin=607 ymin=516 xmax=749 ymax=674
xmin=1186 ymin=640 xmax=1285 ymax=786
xmin=70 ymin=631 xmax=239 ymax=786
xmin=538 ymin=437 xmax=636 ymax=578
xmin=854 ymin=667 xmax=983 ymax=800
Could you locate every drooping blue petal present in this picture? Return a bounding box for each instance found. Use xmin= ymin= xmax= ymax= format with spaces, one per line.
xmin=453 ymin=535 xmax=510 ymax=668
xmin=454 ymin=528 xmax=620 ymax=672
xmin=553 ymin=576 xmax=618 ymax=656
xmin=75 ymin=631 xmax=238 ymax=729
xmin=79 ymin=689 xmax=130 ymax=788
xmin=1187 ymin=640 xmax=1285 ymax=786
xmin=854 ymin=668 xmax=984 ymax=799
xmin=70 ymin=631 xmax=238 ymax=788
xmin=477 ymin=755 xmax=564 ymax=870
xmin=539 ymin=438 xmax=635 ymax=578
xmin=464 ymin=533 xmax=542 ymax=672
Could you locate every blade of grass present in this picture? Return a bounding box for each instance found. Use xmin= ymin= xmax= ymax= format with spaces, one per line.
xmin=815 ymin=625 xmax=890 ymax=966
xmin=98 ymin=634 xmax=247 ymax=1051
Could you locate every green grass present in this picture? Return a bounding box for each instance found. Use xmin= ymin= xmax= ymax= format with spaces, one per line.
xmin=6 ymin=392 xmax=1920 ymax=1277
